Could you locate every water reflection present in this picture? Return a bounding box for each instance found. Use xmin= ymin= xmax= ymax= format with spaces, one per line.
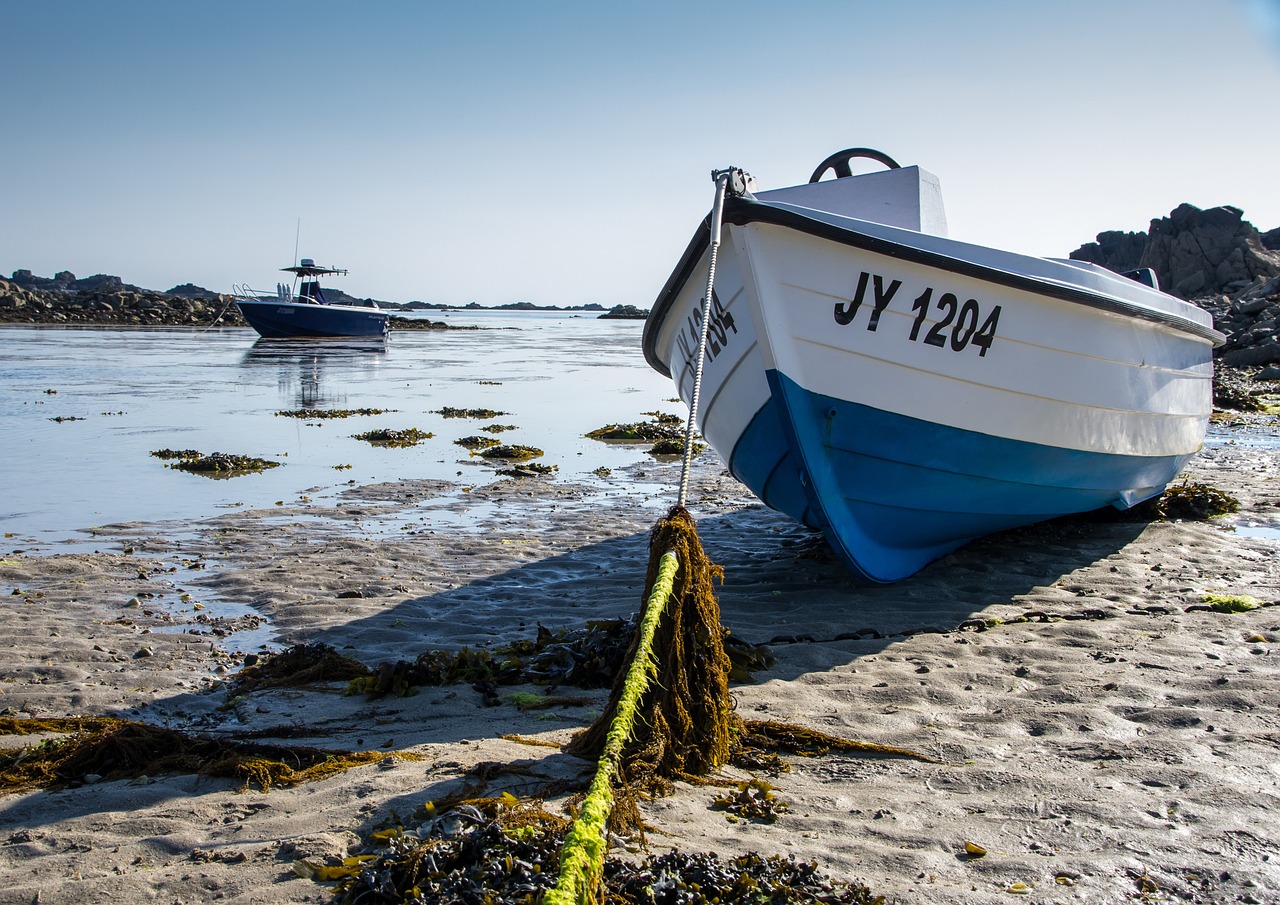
xmin=240 ymin=337 xmax=388 ymax=408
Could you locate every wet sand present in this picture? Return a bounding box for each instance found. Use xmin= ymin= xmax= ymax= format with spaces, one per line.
xmin=1 ymin=435 xmax=1278 ymax=904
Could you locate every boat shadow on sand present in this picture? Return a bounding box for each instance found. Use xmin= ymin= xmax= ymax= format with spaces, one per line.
xmin=0 ymin=503 xmax=1151 ymax=828
xmin=204 ymin=500 xmax=1149 ymax=721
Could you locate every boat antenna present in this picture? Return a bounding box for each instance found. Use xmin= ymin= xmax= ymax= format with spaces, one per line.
xmin=293 ymin=218 xmax=301 ymax=267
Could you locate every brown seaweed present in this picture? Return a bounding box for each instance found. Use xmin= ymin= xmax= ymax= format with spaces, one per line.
xmin=326 ymin=799 xmax=886 ymax=905
xmin=0 ymin=718 xmax=406 ymax=793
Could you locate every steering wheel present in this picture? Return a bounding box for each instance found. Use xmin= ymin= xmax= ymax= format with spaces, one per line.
xmin=808 ymin=148 xmax=901 ymax=183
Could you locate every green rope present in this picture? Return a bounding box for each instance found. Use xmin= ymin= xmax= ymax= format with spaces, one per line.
xmin=544 ymin=549 xmax=680 ymax=905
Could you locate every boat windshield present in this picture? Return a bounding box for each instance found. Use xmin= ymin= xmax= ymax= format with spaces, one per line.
xmin=298 ymin=281 xmax=327 ymax=304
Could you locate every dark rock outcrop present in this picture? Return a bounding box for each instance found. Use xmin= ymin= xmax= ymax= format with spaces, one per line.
xmin=598 ymin=304 xmax=648 ymax=319
xmin=0 ymin=277 xmax=244 ymax=327
xmin=166 ymin=282 xmax=224 ymax=301
xmin=1202 ymin=276 xmax=1280 ymax=367
xmin=1069 ymin=230 xmax=1147 ymax=274
xmin=1071 ymin=204 xmax=1280 ymax=300
xmin=8 ymin=269 xmax=143 ymax=295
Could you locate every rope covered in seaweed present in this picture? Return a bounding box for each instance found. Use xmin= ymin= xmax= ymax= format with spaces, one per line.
xmin=544 ymin=548 xmax=679 ymax=905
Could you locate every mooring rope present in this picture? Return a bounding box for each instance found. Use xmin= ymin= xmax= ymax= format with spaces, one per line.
xmin=677 ymin=169 xmax=733 ymax=508
xmin=544 ymin=549 xmax=680 ymax=905
xmin=198 ymin=291 xmax=239 ymax=334
xmin=547 ymin=170 xmax=737 ymax=903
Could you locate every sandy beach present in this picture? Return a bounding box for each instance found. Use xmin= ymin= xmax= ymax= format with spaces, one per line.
xmin=2 ymin=427 xmax=1278 ymax=904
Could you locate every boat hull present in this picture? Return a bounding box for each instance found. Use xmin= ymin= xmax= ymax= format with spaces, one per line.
xmin=645 ymin=195 xmax=1219 ymax=583
xmin=236 ymin=299 xmax=389 ymax=338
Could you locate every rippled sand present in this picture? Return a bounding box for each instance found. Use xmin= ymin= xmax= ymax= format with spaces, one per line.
xmin=1 ymin=437 xmax=1278 ymax=904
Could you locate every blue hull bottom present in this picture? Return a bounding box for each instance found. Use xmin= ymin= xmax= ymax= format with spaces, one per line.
xmin=727 ymin=371 xmax=1191 ymax=583
xmin=237 ymin=301 xmax=389 ymax=339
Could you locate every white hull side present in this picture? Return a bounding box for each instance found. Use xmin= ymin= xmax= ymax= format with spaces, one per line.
xmin=649 ymin=242 xmax=769 ymax=459
xmin=731 ymin=221 xmax=1214 ymax=460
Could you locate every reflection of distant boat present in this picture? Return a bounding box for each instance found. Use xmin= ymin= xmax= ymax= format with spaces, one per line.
xmin=233 ymin=259 xmax=390 ymax=338
xmin=241 ymin=336 xmax=387 ymax=408
xmin=241 ymin=336 xmax=389 ymax=363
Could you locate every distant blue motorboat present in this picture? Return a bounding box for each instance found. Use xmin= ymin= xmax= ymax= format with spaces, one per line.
xmin=233 ymin=259 xmax=389 ymax=339
xmin=644 ymin=149 xmax=1224 ymax=583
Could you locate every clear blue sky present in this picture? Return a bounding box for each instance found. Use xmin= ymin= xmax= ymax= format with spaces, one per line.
xmin=4 ymin=0 xmax=1278 ymax=306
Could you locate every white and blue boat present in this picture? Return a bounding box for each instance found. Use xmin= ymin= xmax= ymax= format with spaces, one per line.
xmin=234 ymin=259 xmax=389 ymax=339
xmin=643 ymin=149 xmax=1224 ymax=583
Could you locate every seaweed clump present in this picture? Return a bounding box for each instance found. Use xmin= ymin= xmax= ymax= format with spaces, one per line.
xmin=345 ymin=620 xmax=638 ymax=699
xmin=734 ymin=720 xmax=939 ymax=772
xmin=1156 ymin=481 xmax=1240 ymax=520
xmin=712 ymin=778 xmax=790 ymax=823
xmin=497 ymin=463 xmax=558 ymax=478
xmin=151 ymin=448 xmax=202 ymax=460
xmin=607 ymin=851 xmax=886 ymax=905
xmin=454 ymin=435 xmax=500 ymax=451
xmin=479 ymin=445 xmax=543 ymax=461
xmin=0 ymin=718 xmax=402 ymax=793
xmin=331 ymin=798 xmax=568 ymax=903
xmin=231 ymin=624 xmax=773 ymax=703
xmin=435 ymin=407 xmax=507 ymax=419
xmin=328 ymin=799 xmax=885 ymax=905
xmin=649 ymin=437 xmax=704 ymax=457
xmin=586 ymin=419 xmax=684 ymax=443
xmin=276 ymin=408 xmax=390 ymax=419
xmin=353 ymin=428 xmax=434 ymax=447
xmin=228 ymin=642 xmax=372 ymax=696
xmin=1202 ymin=593 xmax=1260 ymax=613
xmin=151 ymin=449 xmax=281 ymax=477
xmin=320 ymin=798 xmax=885 ymax=905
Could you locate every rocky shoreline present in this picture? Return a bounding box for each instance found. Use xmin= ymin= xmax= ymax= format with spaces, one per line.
xmin=2 ymin=197 xmax=1278 ymax=349
xmin=0 ymin=271 xmax=647 ymax=329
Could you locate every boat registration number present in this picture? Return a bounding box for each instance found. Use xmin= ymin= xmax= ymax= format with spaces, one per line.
xmin=834 ymin=270 xmax=1001 ymax=357
xmin=675 ymin=291 xmax=738 ymax=387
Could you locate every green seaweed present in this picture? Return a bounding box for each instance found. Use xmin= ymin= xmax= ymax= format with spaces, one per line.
xmin=479 ymin=444 xmax=543 ymax=461
xmin=152 ymin=449 xmax=281 ymax=477
xmin=1203 ymin=593 xmax=1259 ymax=613
xmin=454 ymin=435 xmax=500 ymax=450
xmin=352 ymin=428 xmax=433 ymax=447
xmin=642 ymin=411 xmax=684 ymax=425
xmin=586 ymin=421 xmax=683 ymax=442
xmin=150 ymin=448 xmax=203 ymax=460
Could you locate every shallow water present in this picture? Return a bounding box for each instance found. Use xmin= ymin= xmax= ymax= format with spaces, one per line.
xmin=0 ymin=312 xmax=678 ymax=546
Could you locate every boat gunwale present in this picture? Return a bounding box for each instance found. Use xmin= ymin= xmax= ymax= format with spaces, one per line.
xmin=643 ymin=196 xmax=1226 ymax=377
xmin=235 ymin=298 xmax=389 ymax=316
